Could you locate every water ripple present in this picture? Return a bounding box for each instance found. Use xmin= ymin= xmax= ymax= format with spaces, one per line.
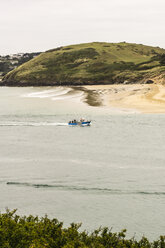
xmin=6 ymin=182 xmax=165 ymax=195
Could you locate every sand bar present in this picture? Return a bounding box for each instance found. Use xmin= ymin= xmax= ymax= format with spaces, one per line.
xmin=84 ymin=84 xmax=165 ymax=113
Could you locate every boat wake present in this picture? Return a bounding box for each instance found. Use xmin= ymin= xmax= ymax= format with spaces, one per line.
xmin=0 ymin=122 xmax=68 ymax=127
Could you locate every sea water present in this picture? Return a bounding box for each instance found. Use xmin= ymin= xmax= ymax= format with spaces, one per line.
xmin=0 ymin=86 xmax=165 ymax=240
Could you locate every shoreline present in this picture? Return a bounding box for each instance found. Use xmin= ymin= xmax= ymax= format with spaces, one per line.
xmin=1 ymin=83 xmax=165 ymax=113
xmin=84 ymin=83 xmax=165 ymax=113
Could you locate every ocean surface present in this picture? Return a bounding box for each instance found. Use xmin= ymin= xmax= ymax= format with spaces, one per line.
xmin=0 ymin=86 xmax=165 ymax=240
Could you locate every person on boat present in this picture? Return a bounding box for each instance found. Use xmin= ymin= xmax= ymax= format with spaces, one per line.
xmin=80 ymin=118 xmax=84 ymax=123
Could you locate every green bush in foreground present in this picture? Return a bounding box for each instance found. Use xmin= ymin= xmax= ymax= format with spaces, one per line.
xmin=0 ymin=209 xmax=165 ymax=248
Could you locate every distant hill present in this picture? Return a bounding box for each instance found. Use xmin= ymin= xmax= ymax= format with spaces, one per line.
xmin=0 ymin=52 xmax=40 ymax=80
xmin=2 ymin=42 xmax=165 ymax=86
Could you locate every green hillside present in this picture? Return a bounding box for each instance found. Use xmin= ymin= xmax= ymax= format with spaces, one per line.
xmin=2 ymin=42 xmax=165 ymax=86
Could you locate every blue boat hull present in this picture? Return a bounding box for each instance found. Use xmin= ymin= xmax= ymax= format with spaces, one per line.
xmin=68 ymin=123 xmax=78 ymax=126
xmin=68 ymin=121 xmax=91 ymax=126
xmin=81 ymin=121 xmax=91 ymax=126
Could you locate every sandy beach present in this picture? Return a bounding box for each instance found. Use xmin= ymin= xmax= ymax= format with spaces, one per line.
xmin=84 ymin=84 xmax=165 ymax=113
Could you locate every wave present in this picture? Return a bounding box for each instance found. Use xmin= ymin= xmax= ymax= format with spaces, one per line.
xmin=22 ymin=87 xmax=84 ymax=101
xmin=6 ymin=182 xmax=165 ymax=195
xmin=22 ymin=88 xmax=70 ymax=98
xmin=7 ymin=182 xmax=117 ymax=192
xmin=52 ymin=91 xmax=83 ymax=101
xmin=0 ymin=122 xmax=68 ymax=127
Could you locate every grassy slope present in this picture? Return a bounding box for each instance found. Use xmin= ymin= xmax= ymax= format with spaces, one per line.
xmin=2 ymin=42 xmax=165 ymax=86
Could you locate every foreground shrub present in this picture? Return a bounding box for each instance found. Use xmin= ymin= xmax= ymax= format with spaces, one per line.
xmin=0 ymin=209 xmax=165 ymax=248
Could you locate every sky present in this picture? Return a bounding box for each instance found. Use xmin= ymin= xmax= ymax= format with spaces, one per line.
xmin=0 ymin=0 xmax=165 ymax=55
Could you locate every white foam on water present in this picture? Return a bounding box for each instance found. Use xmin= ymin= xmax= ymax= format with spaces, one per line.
xmin=52 ymin=91 xmax=84 ymax=101
xmin=22 ymin=87 xmax=71 ymax=99
xmin=0 ymin=122 xmax=68 ymax=127
xmin=21 ymin=87 xmax=85 ymax=103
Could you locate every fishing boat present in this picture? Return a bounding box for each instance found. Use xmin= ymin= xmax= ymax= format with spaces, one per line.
xmin=68 ymin=119 xmax=91 ymax=126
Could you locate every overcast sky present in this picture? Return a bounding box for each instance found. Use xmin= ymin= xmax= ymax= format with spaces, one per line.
xmin=0 ymin=0 xmax=164 ymax=55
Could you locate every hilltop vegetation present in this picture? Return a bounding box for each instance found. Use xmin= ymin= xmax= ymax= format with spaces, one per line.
xmin=0 ymin=52 xmax=40 ymax=80
xmin=1 ymin=209 xmax=165 ymax=248
xmin=2 ymin=42 xmax=165 ymax=86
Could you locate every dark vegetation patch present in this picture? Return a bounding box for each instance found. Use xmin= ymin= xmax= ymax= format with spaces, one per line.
xmin=0 ymin=210 xmax=165 ymax=248
xmin=160 ymin=54 xmax=165 ymax=65
xmin=0 ymin=53 xmax=40 ymax=76
xmin=0 ymin=61 xmax=10 ymax=75
xmin=62 ymin=47 xmax=73 ymax=50
xmin=153 ymin=53 xmax=165 ymax=65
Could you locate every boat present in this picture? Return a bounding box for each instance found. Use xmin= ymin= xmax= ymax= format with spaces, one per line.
xmin=68 ymin=119 xmax=91 ymax=126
